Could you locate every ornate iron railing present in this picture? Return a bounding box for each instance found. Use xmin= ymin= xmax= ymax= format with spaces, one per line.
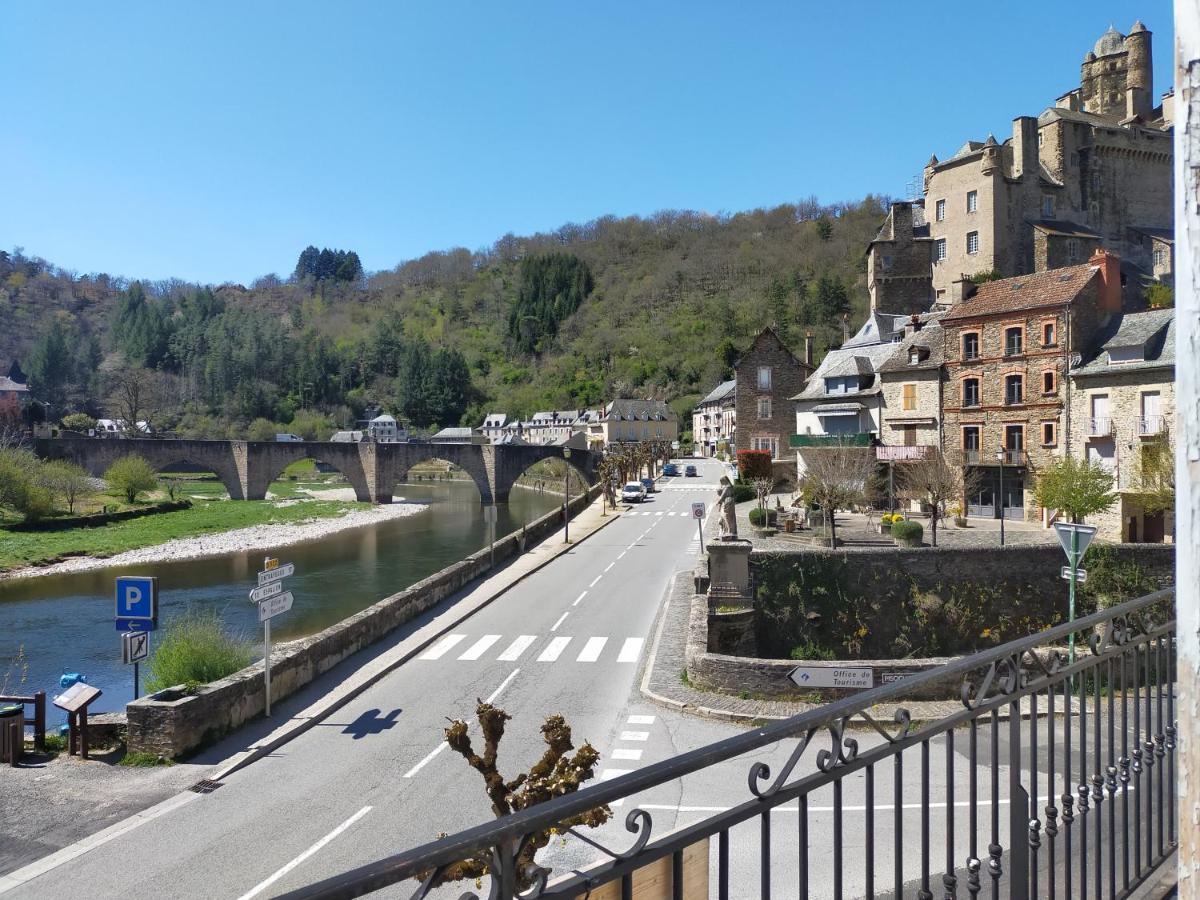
xmin=279 ymin=589 xmax=1176 ymax=900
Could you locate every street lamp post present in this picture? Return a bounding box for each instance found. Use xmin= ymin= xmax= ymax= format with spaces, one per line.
xmin=995 ymin=449 xmax=1006 ymax=547
xmin=563 ymin=448 xmax=572 ymax=544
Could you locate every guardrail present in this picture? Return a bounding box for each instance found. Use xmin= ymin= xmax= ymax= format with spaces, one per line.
xmin=279 ymin=589 xmax=1177 ymax=900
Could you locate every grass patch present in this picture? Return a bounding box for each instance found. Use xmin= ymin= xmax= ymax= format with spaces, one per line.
xmin=42 ymin=732 xmax=67 ymax=753
xmin=145 ymin=609 xmax=253 ymax=693
xmin=119 ymin=751 xmax=174 ymax=767
xmin=0 ymin=498 xmax=365 ymax=571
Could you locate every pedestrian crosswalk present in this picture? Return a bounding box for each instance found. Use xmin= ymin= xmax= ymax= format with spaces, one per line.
xmin=622 ymin=509 xmax=695 ymax=516
xmin=418 ymin=633 xmax=645 ymax=665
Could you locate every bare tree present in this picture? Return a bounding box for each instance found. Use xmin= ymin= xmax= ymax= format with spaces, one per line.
xmin=798 ymin=446 xmax=878 ymax=548
xmin=106 ymin=369 xmax=166 ymax=436
xmin=897 ymin=451 xmax=982 ymax=547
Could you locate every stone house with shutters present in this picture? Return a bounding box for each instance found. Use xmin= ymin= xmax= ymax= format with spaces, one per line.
xmin=876 ymin=315 xmax=945 ymax=456
xmin=1068 ymin=308 xmax=1175 ymax=542
xmin=938 ymin=249 xmax=1122 ymax=522
xmin=691 ymin=379 xmax=736 ymax=458
xmin=732 ymin=327 xmax=814 ymax=461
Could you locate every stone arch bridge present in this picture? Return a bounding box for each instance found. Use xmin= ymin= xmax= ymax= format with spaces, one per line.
xmin=35 ymin=438 xmax=599 ymax=505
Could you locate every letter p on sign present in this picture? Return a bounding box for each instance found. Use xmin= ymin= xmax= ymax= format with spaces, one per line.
xmin=115 ymin=576 xmax=158 ymax=622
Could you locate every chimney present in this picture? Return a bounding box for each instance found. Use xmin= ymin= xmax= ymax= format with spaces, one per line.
xmin=1089 ymin=248 xmax=1122 ymax=313
xmin=1011 ymin=116 xmax=1039 ymax=181
xmin=804 ymin=332 xmax=814 ymax=367
xmin=950 ymin=276 xmax=977 ymax=305
xmin=909 ymin=313 xmax=923 ymax=334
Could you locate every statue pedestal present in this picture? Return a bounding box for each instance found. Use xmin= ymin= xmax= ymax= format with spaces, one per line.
xmin=707 ymin=540 xmax=752 ymax=597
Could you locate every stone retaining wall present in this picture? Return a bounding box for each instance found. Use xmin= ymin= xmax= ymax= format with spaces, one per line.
xmin=126 ymin=486 xmax=600 ymax=757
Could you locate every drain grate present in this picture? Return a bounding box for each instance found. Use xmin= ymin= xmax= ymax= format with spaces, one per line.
xmin=189 ymin=779 xmax=223 ymax=794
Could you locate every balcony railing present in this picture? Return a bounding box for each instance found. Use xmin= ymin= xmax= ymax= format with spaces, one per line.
xmin=1139 ymin=415 xmax=1164 ymax=436
xmin=1001 ymin=448 xmax=1025 ymax=465
xmin=281 ymin=589 xmax=1178 ymax=900
xmin=962 ymin=449 xmax=981 ymax=465
xmin=876 ymin=445 xmax=933 ymax=462
xmin=1004 ymin=342 xmax=1024 ymax=357
xmin=1089 ymin=417 xmax=1113 ymax=437
xmin=789 ymin=432 xmax=872 ymax=448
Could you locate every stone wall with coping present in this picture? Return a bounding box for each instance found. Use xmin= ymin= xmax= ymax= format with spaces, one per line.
xmin=126 ymin=485 xmax=601 ymax=758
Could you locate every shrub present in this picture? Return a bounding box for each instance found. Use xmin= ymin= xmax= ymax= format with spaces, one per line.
xmin=105 ymin=454 xmax=158 ymax=503
xmin=891 ymin=520 xmax=924 ymax=543
xmin=736 ymin=449 xmax=773 ymax=480
xmin=42 ymin=459 xmax=94 ymax=513
xmin=61 ymin=412 xmax=97 ymax=433
xmin=731 ymin=483 xmax=755 ymax=503
xmin=0 ymin=450 xmax=55 ymax=521
xmin=749 ymin=508 xmax=778 ymax=527
xmin=144 ymin=609 xmax=253 ymax=693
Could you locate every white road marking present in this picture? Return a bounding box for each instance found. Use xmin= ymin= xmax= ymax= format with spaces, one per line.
xmin=537 ymin=636 xmax=572 ymax=662
xmin=602 ymin=768 xmax=633 ymax=780
xmin=588 ymin=575 xmax=602 ymax=588
xmin=418 ymin=634 xmax=466 ymax=660
xmin=576 ymin=637 xmax=608 ymax=662
xmin=403 ymin=669 xmax=520 ymax=778
xmin=497 ymin=635 xmax=536 ymax=661
xmin=627 ymin=714 xmax=656 ymax=725
xmin=655 ymin=511 xmax=664 ymax=516
xmin=237 ymin=806 xmax=373 ymax=900
xmin=572 ymin=591 xmax=587 ymax=606
xmin=619 ymin=730 xmax=650 ymax=742
xmin=611 ymin=748 xmax=643 ymax=761
xmin=616 ymin=551 xmax=626 ymax=559
xmin=551 ymin=612 xmax=569 ymax=632
xmin=457 ymin=634 xmax=501 ymax=660
xmin=603 ymin=562 xmax=614 ymax=572
xmin=617 ymin=637 xmax=644 ymax=663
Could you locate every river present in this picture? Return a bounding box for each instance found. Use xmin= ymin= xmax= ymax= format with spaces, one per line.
xmin=0 ymin=482 xmax=562 ymax=713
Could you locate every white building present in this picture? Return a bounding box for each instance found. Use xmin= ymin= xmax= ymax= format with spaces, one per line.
xmin=367 ymin=414 xmax=406 ymax=442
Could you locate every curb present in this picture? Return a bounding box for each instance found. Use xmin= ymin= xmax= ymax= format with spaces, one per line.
xmin=207 ymin=496 xmax=623 ymax=782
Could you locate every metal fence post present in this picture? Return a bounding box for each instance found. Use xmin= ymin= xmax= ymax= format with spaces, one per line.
xmin=1009 ymin=702 xmax=1029 ymax=899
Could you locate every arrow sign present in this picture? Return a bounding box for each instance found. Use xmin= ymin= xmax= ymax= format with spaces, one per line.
xmin=249 ymin=581 xmax=284 ymax=603
xmin=257 ymin=563 xmax=295 ymax=586
xmin=258 ymin=591 xmax=294 ymax=622
xmin=1062 ymin=566 xmax=1087 ymax=583
xmin=1053 ymin=522 xmax=1097 ymax=564
xmin=788 ymin=665 xmax=873 ymax=689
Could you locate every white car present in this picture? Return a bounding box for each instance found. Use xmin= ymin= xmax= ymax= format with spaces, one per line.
xmin=621 ymin=482 xmax=647 ymax=503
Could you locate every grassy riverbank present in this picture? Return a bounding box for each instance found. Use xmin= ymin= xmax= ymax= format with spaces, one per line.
xmin=0 ymin=498 xmax=365 ymax=572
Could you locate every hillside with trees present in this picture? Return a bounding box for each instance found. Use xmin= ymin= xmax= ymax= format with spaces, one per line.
xmin=0 ymin=196 xmax=886 ymax=437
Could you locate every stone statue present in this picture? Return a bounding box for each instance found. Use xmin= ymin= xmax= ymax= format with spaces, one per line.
xmin=717 ymin=476 xmax=738 ymax=540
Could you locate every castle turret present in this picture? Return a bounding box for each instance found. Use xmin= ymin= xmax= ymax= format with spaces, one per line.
xmin=981 ymin=135 xmax=1000 ymax=176
xmin=1125 ymin=21 xmax=1153 ymax=120
xmin=923 ymin=154 xmax=938 ymax=193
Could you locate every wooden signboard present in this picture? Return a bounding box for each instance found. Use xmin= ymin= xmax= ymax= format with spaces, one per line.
xmin=53 ymin=682 xmax=101 ymax=713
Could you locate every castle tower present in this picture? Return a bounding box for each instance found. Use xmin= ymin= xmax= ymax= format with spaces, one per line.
xmin=1125 ymin=20 xmax=1153 ymax=120
xmin=1081 ymin=25 xmax=1130 ymax=119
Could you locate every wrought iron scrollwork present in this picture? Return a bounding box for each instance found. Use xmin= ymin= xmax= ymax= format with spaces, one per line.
xmin=858 ymin=706 xmax=913 ymax=743
xmin=566 ymin=808 xmax=653 ymax=861
xmin=815 ymin=716 xmax=858 ymax=773
xmin=961 ymin=654 xmax=1024 ymax=710
xmin=748 ymin=726 xmax=817 ymax=798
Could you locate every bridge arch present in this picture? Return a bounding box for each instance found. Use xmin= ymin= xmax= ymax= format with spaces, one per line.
xmin=247 ymin=442 xmax=376 ymax=503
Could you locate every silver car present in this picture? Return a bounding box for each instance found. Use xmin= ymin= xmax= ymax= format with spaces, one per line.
xmin=621 ymin=481 xmax=647 ymax=503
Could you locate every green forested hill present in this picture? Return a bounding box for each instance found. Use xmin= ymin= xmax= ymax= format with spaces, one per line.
xmin=1 ymin=196 xmax=887 ymax=436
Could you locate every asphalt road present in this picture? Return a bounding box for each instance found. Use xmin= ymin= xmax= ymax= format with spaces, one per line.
xmin=13 ymin=458 xmax=731 ymax=899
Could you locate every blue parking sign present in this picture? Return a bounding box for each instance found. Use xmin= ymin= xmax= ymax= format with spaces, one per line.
xmin=115 ymin=576 xmax=158 ymax=625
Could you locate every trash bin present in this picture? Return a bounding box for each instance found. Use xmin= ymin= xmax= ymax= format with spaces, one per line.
xmin=0 ymin=704 xmax=24 ymax=764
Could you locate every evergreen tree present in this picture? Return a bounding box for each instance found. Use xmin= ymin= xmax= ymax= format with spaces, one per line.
xmin=507 ymin=253 xmax=594 ymax=354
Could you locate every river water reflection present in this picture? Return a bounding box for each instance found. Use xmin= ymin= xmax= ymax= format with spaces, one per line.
xmin=0 ymin=482 xmax=561 ymax=713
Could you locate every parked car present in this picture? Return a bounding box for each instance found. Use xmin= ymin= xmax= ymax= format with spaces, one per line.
xmin=685 ymin=465 xmax=698 ymax=477
xmin=640 ymin=477 xmax=656 ymax=494
xmin=275 ymin=433 xmax=304 ymax=442
xmin=621 ymin=482 xmax=647 ymax=503
xmin=662 ymin=463 xmax=679 ymax=476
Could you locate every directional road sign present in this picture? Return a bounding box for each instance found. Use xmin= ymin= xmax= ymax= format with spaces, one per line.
xmin=257 ymin=563 xmax=295 ymax=587
xmin=122 ymin=631 xmax=150 ymax=665
xmin=115 ymin=576 xmax=157 ymax=622
xmin=1062 ymin=566 xmax=1088 ymax=583
xmin=789 ymin=665 xmax=874 ymax=690
xmin=691 ymin=502 xmax=705 ymax=520
xmin=1054 ymin=522 xmax=1098 ymax=563
xmin=115 ymin=618 xmax=156 ymax=632
xmin=258 ymin=591 xmax=294 ymax=622
xmin=249 ymin=581 xmax=284 ymax=603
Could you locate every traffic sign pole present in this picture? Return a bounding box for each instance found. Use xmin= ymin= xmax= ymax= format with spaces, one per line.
xmin=1068 ymin=527 xmax=1078 ymax=666
xmin=263 ymin=617 xmax=272 ymax=717
xmin=134 ymin=661 xmax=139 ymax=700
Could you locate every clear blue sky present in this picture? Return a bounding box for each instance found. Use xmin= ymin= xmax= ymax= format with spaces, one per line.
xmin=1 ymin=2 xmax=1173 ymax=285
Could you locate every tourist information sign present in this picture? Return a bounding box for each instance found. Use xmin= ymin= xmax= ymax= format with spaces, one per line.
xmin=1054 ymin=522 xmax=1098 ymax=663
xmin=253 ymin=557 xmax=293 ymax=716
xmin=789 ymin=665 xmax=873 ymax=690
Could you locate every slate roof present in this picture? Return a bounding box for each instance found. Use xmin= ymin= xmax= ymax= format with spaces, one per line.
xmin=1031 ymin=219 xmax=1102 ymax=238
xmin=878 ymin=320 xmax=947 ymax=374
xmin=940 ymin=263 xmax=1100 ymax=322
xmin=697 ymin=379 xmax=736 ymax=407
xmin=843 ymin=312 xmax=907 ymax=347
xmin=603 ymin=399 xmax=676 ymax=422
xmin=1073 ymin=309 xmax=1175 ymax=376
xmin=0 ymin=375 xmax=28 ymax=392
xmin=1128 ymin=225 xmax=1174 ymax=243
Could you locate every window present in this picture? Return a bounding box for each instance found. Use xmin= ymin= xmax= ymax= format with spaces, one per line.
xmin=902 ymin=383 xmax=917 ymax=411
xmin=1153 ymin=248 xmax=1166 ymax=267
xmin=757 ymin=366 xmax=771 ymax=390
xmin=966 ymin=231 xmax=979 ymax=254
xmin=1004 ymin=326 xmax=1023 ymax=356
xmin=1041 ymin=421 xmax=1057 ymax=446
xmin=757 ymin=397 xmax=771 ymax=419
xmin=966 ymin=190 xmax=977 ymax=213
xmin=1066 ymin=238 xmax=1079 ymax=262
xmin=882 ymin=254 xmax=893 ymax=271
xmin=935 ymin=239 xmax=947 ymax=261
xmin=1042 ymin=195 xmax=1054 ymax=217
xmin=1042 ymin=370 xmax=1056 ymax=395
xmin=962 ymin=332 xmax=980 ymax=360
xmin=753 ymin=436 xmax=776 ymax=456
xmin=962 ymin=426 xmax=980 ymax=451
xmin=962 ymin=377 xmax=980 ymax=407
xmin=1042 ymin=322 xmax=1056 ymax=346
xmin=1004 ymin=374 xmax=1024 ymax=405
xmin=1038 ymin=131 xmax=1045 ymax=148
xmin=1005 ymin=424 xmax=1025 ymax=451
xmin=935 ymin=199 xmax=946 ymax=222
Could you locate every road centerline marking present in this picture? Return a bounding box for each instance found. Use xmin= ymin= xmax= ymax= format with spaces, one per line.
xmin=404 ymin=669 xmax=521 ymax=778
xmin=616 ymin=550 xmax=626 ymax=559
xmin=551 ymin=612 xmax=569 ymax=631
xmin=603 ymin=562 xmax=614 ymax=572
xmin=588 ymin=575 xmax=602 ymax=588
xmin=237 ymin=805 xmax=373 ymax=900
xmin=572 ymin=591 xmax=587 ymax=606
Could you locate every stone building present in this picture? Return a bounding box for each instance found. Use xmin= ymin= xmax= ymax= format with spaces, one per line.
xmin=692 ymin=379 xmax=736 ymax=457
xmin=1069 ymin=307 xmax=1175 ymax=542
xmin=876 ymin=314 xmax=945 ymax=457
xmin=938 ymin=249 xmax=1122 ymax=521
xmin=732 ymin=328 xmax=814 ymax=460
xmin=589 ymin=399 xmax=678 ymax=447
xmin=868 ymin=22 xmax=1173 ymax=313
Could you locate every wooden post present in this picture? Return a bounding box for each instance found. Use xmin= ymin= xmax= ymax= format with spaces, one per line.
xmin=8 ymin=721 xmax=18 ymax=767
xmin=33 ymin=691 xmax=45 ymax=752
xmin=1175 ymin=2 xmax=1200 ymax=891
